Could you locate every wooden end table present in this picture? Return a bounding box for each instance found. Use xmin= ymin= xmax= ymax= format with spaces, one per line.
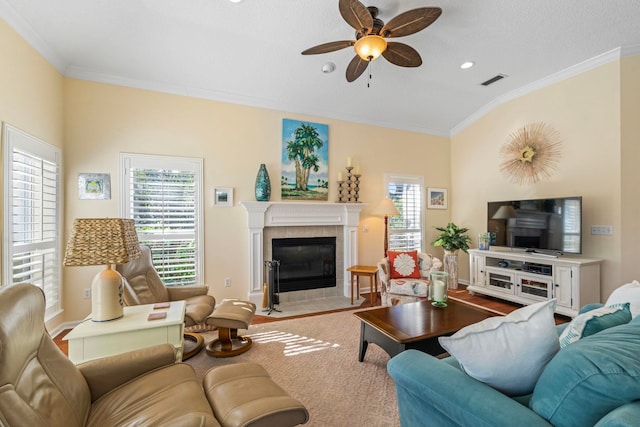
xmin=63 ymin=301 xmax=186 ymax=364
xmin=353 ymin=299 xmax=494 ymax=361
xmin=347 ymin=265 xmax=379 ymax=305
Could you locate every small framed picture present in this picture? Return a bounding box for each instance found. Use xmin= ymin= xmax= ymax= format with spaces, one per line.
xmin=213 ymin=187 xmax=233 ymax=207
xmin=78 ymin=173 xmax=111 ymax=200
xmin=427 ymin=187 xmax=447 ymax=209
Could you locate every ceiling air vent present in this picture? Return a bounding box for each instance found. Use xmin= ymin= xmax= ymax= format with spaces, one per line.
xmin=481 ymin=74 xmax=507 ymax=86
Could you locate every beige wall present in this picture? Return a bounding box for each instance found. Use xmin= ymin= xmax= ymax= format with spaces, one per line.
xmin=0 ymin=19 xmax=65 ymax=329
xmin=62 ymin=79 xmax=450 ymax=322
xmin=451 ymin=61 xmax=625 ymax=300
xmin=620 ymin=55 xmax=640 ymax=284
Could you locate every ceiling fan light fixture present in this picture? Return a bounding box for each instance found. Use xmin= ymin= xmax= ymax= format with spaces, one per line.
xmin=354 ymin=35 xmax=387 ymax=61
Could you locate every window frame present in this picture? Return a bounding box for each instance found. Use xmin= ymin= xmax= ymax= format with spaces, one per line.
xmin=383 ymin=173 xmax=425 ymax=252
xmin=119 ymin=153 xmax=204 ymax=286
xmin=2 ymin=123 xmax=62 ymax=320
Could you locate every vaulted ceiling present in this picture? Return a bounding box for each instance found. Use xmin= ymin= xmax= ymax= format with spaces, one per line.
xmin=2 ymin=0 xmax=640 ymax=136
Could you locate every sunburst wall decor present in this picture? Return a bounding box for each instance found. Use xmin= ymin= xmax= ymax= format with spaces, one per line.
xmin=500 ymin=122 xmax=562 ymax=185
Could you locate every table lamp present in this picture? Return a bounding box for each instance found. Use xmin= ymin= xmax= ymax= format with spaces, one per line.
xmin=64 ymin=218 xmax=141 ymax=322
xmin=371 ymin=198 xmax=400 ymax=257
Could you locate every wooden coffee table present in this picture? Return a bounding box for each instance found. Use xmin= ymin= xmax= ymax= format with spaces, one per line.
xmin=353 ymin=299 xmax=494 ymax=361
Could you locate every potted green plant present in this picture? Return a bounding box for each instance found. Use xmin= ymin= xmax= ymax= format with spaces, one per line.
xmin=432 ymin=222 xmax=471 ymax=290
xmin=432 ymin=222 xmax=472 ymax=254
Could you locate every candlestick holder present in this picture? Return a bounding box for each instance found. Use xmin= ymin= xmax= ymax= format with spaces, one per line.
xmin=345 ymin=167 xmax=354 ymax=202
xmin=353 ymin=174 xmax=361 ymax=202
xmin=336 ymin=180 xmax=346 ymax=202
xmin=337 ymin=166 xmax=362 ymax=202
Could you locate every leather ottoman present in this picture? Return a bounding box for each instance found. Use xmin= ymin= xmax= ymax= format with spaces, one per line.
xmin=205 ymin=299 xmax=256 ymax=357
xmin=204 ymin=362 xmax=309 ymax=427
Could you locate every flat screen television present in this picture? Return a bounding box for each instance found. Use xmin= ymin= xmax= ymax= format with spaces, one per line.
xmin=487 ymin=196 xmax=582 ymax=254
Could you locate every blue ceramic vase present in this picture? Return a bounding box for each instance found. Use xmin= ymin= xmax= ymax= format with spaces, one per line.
xmin=255 ymin=163 xmax=271 ymax=201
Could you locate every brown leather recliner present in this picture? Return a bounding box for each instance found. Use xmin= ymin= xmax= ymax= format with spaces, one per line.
xmin=116 ymin=245 xmax=216 ymax=329
xmin=0 ymin=283 xmax=309 ymax=427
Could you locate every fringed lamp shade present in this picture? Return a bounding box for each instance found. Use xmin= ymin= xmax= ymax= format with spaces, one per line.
xmin=64 ymin=218 xmax=141 ymax=321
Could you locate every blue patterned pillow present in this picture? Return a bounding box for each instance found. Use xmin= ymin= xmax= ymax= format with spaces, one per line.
xmin=559 ymin=303 xmax=631 ymax=348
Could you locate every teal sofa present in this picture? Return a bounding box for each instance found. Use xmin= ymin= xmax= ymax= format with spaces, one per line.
xmin=387 ymin=306 xmax=640 ymax=427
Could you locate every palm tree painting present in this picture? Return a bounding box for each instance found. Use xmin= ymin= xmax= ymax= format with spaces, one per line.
xmin=281 ymin=119 xmax=329 ymax=200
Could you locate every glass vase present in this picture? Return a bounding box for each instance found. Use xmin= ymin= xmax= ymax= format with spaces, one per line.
xmin=429 ymin=270 xmax=449 ymax=307
xmin=443 ymin=250 xmax=459 ymax=290
xmin=255 ymin=163 xmax=271 ymax=202
xmin=478 ymin=232 xmax=490 ymax=250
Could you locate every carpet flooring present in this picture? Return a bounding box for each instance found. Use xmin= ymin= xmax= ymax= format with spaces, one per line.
xmin=186 ymin=310 xmax=404 ymax=427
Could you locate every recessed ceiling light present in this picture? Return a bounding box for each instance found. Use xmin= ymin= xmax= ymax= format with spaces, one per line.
xmin=460 ymin=61 xmax=475 ymax=69
xmin=229 ymin=0 xmax=243 ymax=3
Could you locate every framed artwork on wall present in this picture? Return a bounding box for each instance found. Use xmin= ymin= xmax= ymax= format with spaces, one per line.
xmin=213 ymin=187 xmax=233 ymax=207
xmin=78 ymin=173 xmax=111 ymax=200
xmin=427 ymin=187 xmax=447 ymax=209
xmin=281 ymin=118 xmax=329 ymax=201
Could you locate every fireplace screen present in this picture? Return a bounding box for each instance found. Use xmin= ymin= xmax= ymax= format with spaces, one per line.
xmin=272 ymin=237 xmax=336 ymax=292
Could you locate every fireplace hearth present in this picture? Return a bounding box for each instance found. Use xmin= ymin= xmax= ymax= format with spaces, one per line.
xmin=272 ymin=237 xmax=336 ymax=292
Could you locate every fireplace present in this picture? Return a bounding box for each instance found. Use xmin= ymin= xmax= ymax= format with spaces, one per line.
xmin=272 ymin=237 xmax=336 ymax=292
xmin=241 ymin=202 xmax=365 ymax=306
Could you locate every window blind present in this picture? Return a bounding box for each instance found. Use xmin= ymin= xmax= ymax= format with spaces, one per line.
xmin=3 ymin=124 xmax=61 ymax=319
xmin=121 ymin=154 xmax=203 ymax=286
xmin=385 ymin=174 xmax=424 ymax=252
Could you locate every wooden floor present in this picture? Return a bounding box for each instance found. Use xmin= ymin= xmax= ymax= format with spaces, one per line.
xmin=53 ymin=286 xmax=569 ymax=356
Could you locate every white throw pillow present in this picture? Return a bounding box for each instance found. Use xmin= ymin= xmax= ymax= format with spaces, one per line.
xmin=438 ymin=299 xmax=560 ymax=396
xmin=605 ymin=280 xmax=640 ymax=318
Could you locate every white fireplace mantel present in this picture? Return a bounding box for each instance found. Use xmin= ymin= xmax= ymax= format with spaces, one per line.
xmin=241 ymin=201 xmax=365 ymax=304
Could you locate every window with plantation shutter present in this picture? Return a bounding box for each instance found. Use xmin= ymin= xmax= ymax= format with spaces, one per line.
xmin=384 ymin=174 xmax=424 ymax=252
xmin=2 ymin=124 xmax=61 ymax=320
xmin=120 ymin=154 xmax=203 ymax=286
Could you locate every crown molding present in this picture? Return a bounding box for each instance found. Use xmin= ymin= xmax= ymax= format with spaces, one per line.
xmin=621 ymin=43 xmax=640 ymax=57
xmin=65 ymin=65 xmax=451 ymax=137
xmin=0 ymin=0 xmax=66 ymax=72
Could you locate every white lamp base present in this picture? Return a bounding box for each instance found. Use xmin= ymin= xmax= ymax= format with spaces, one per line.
xmin=91 ymin=266 xmax=124 ymax=322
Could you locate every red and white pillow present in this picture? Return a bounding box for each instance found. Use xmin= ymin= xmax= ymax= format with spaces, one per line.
xmin=388 ymin=250 xmax=421 ymax=279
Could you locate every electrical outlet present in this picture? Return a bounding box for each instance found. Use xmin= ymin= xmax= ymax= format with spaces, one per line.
xmin=83 ymin=288 xmax=91 ymax=299
xmin=224 ymin=278 xmax=231 ymax=287
xmin=591 ymin=225 xmax=613 ymax=235
xmin=363 ymin=225 xmax=369 ymax=233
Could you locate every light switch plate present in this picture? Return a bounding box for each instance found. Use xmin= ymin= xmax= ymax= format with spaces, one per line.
xmin=591 ymin=225 xmax=613 ymax=235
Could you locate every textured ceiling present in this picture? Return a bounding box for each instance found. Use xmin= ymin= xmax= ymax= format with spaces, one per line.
xmin=2 ymin=0 xmax=640 ymax=136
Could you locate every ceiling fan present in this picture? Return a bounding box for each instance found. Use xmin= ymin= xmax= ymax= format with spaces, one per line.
xmin=301 ymin=0 xmax=442 ymax=82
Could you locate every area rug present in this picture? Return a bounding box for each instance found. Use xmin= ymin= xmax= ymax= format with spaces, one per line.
xmin=185 ymin=309 xmax=400 ymax=427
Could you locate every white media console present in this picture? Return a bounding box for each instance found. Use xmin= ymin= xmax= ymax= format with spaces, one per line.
xmin=468 ymin=249 xmax=602 ymax=317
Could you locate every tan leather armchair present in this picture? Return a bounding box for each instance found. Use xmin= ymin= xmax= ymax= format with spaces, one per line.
xmin=116 ymin=245 xmax=216 ymax=329
xmin=0 ymin=283 xmax=309 ymax=427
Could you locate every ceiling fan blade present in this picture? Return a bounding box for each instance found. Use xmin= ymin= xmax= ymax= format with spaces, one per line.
xmin=346 ymin=55 xmax=368 ymax=82
xmin=301 ymin=40 xmax=355 ymax=55
xmin=339 ymin=0 xmax=373 ymax=34
xmin=382 ymin=42 xmax=422 ymax=67
xmin=381 ymin=7 xmax=442 ymax=38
